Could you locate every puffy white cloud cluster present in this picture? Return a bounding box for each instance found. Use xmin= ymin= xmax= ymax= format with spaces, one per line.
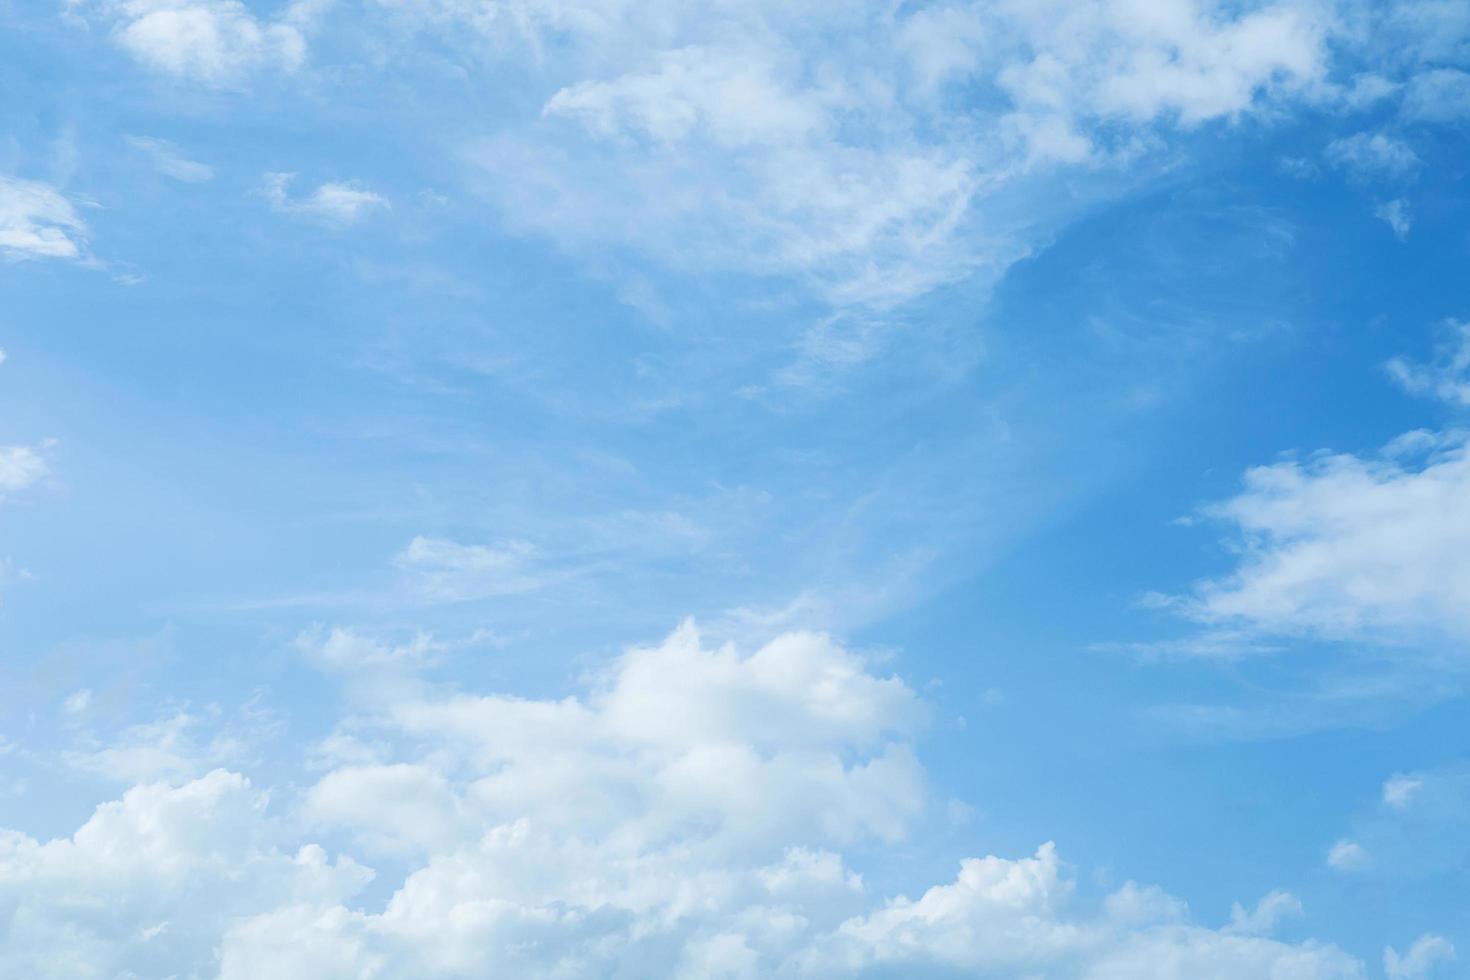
xmin=0 ymin=623 xmax=1367 ymax=978
xmin=0 ymin=770 xmax=371 ymax=980
xmin=96 ymin=0 xmax=309 ymax=86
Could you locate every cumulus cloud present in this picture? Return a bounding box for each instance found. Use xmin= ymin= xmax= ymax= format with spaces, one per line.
xmin=0 ymin=770 xmax=371 ymax=979
xmin=1385 ymin=934 xmax=1455 ymax=980
xmin=0 ymin=622 xmax=1367 ymax=977
xmin=126 ymin=135 xmax=215 ymax=181
xmin=0 ymin=177 xmax=88 ymax=261
xmin=102 ymin=0 xmax=307 ymax=86
xmin=262 ymin=172 xmax=390 ymax=225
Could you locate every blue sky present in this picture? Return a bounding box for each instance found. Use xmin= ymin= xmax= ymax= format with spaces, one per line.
xmin=3 ymin=1 xmax=1470 ymax=977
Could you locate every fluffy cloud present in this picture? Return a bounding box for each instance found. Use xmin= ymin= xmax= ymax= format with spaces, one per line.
xmin=1327 ymin=839 xmax=1369 ymax=871
xmin=0 ymin=623 xmax=1366 ymax=978
xmin=0 ymin=178 xmax=88 ymax=261
xmin=263 ymin=172 xmax=390 ymax=225
xmin=102 ymin=0 xmax=307 ymax=86
xmin=0 ymin=442 xmax=51 ymax=500
xmin=1170 ymin=429 xmax=1470 ymax=645
xmin=0 ymin=770 xmax=371 ymax=979
xmin=1385 ymin=934 xmax=1455 ymax=980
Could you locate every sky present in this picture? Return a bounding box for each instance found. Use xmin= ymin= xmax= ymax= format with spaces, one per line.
xmin=2 ymin=0 xmax=1470 ymax=977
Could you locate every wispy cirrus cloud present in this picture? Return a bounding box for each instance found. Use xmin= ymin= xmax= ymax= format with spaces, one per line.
xmin=0 ymin=177 xmax=89 ymax=262
xmin=126 ymin=136 xmax=214 ymax=182
xmin=262 ymin=172 xmax=389 ymax=226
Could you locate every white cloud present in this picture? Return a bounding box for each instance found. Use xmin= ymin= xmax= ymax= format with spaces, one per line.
xmin=1402 ymin=68 xmax=1470 ymax=122
xmin=62 ymin=689 xmax=93 ymax=716
xmin=1226 ymin=889 xmax=1302 ymax=936
xmin=1325 ymin=131 xmax=1421 ymax=182
xmin=393 ymin=535 xmax=541 ymax=601
xmin=810 ymin=852 xmax=1356 ymax=978
xmin=1385 ymin=934 xmax=1455 ymax=980
xmin=1375 ymin=198 xmax=1412 ymax=239
xmin=0 ymin=442 xmax=51 ymax=500
xmin=0 ymin=621 xmax=1369 ymax=977
xmin=262 ymin=172 xmax=390 ymax=226
xmin=62 ymin=702 xmax=280 ymax=784
xmin=1171 ymin=429 xmax=1470 ymax=645
xmin=0 ymin=177 xmax=88 ymax=261
xmin=1327 ymin=839 xmax=1369 ymax=872
xmin=455 ymin=0 xmax=1336 ymax=314
xmin=296 ymin=625 xmax=442 ymax=673
xmin=126 ymin=135 xmax=215 ymax=181
xmin=1328 ymin=764 xmax=1470 ymax=881
xmin=105 ymin=0 xmax=306 ymax=86
xmin=0 ymin=770 xmax=371 ymax=980
xmin=1386 ymin=320 xmax=1470 ymax=407
xmin=1383 ymin=774 xmax=1424 ymax=809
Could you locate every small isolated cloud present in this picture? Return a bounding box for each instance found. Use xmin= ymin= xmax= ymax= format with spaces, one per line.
xmin=1328 ymin=764 xmax=1470 ymax=882
xmin=1226 ymin=890 xmax=1303 ymax=936
xmin=262 ymin=172 xmax=388 ymax=226
xmin=1385 ymin=934 xmax=1455 ymax=980
xmin=63 ymin=689 xmax=93 ymax=716
xmin=1386 ymin=320 xmax=1470 ymax=407
xmin=1383 ymin=774 xmax=1424 ymax=809
xmin=393 ymin=535 xmax=540 ymax=602
xmin=0 ymin=442 xmax=51 ymax=500
xmin=1327 ymin=839 xmax=1369 ymax=872
xmin=1376 ymin=198 xmax=1412 ymax=240
xmin=294 ymin=625 xmax=441 ymax=674
xmin=0 ymin=176 xmax=88 ymax=261
xmin=1325 ymin=131 xmax=1420 ymax=183
xmin=107 ymin=0 xmax=306 ymax=87
xmin=126 ymin=136 xmax=214 ymax=182
xmin=1278 ymin=156 xmax=1319 ymax=179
